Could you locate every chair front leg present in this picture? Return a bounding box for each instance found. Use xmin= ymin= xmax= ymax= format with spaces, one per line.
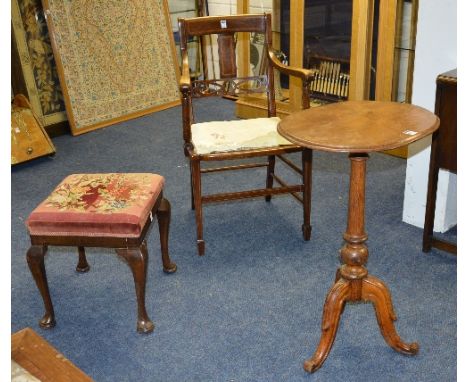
xmin=26 ymin=245 xmax=56 ymax=328
xmin=116 ymin=242 xmax=154 ymax=333
xmin=190 ymin=160 xmax=195 ymax=210
xmin=265 ymin=155 xmax=276 ymax=202
xmin=191 ymin=159 xmax=205 ymax=256
xmin=156 ymin=197 xmax=177 ymax=274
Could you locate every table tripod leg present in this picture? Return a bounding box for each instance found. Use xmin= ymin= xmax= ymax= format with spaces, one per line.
xmin=304 ymin=279 xmax=350 ymax=373
xmin=362 ymin=276 xmax=419 ymax=355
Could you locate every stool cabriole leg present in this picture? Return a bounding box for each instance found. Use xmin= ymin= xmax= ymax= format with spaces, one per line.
xmin=26 ymin=245 xmax=56 ymax=328
xmin=116 ymin=241 xmax=154 ymax=334
xmin=156 ymin=197 xmax=177 ymax=274
xmin=76 ymin=246 xmax=90 ymax=273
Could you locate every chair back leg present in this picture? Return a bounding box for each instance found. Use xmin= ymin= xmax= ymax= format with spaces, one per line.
xmin=302 ymin=149 xmax=313 ymax=240
xmin=190 ymin=163 xmax=195 ymax=210
xmin=265 ymin=155 xmax=276 ymax=202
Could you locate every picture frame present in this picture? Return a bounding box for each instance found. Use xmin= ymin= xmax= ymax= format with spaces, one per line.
xmin=43 ymin=0 xmax=181 ymax=135
xmin=11 ymin=0 xmax=68 ymax=130
xmin=11 ymin=94 xmax=56 ymax=165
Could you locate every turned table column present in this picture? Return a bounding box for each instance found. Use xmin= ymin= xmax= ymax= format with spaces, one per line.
xmin=277 ymin=100 xmax=439 ymax=373
xmin=303 ymin=153 xmax=419 ymax=372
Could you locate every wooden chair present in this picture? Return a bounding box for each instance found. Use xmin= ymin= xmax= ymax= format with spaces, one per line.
xmin=178 ymin=14 xmax=315 ymax=256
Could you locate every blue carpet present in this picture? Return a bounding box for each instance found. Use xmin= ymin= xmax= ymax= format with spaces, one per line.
xmin=11 ymin=98 xmax=456 ymax=381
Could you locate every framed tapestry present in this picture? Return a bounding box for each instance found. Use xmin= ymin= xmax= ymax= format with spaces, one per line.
xmin=11 ymin=0 xmax=68 ymax=130
xmin=42 ymin=0 xmax=181 ymax=135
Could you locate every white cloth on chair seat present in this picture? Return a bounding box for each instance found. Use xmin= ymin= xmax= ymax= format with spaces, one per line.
xmin=191 ymin=117 xmax=292 ymax=154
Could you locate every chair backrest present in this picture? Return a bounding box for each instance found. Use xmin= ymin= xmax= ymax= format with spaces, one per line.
xmin=178 ymin=14 xmax=274 ymax=100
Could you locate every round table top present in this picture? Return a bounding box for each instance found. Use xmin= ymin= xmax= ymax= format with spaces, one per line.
xmin=278 ymin=101 xmax=439 ymax=153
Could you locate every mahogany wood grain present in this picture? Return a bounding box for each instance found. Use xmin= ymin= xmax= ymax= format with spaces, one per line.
xmin=180 ymin=14 xmax=267 ymax=37
xmin=26 ymin=245 xmax=55 ymax=329
xmin=217 ymin=34 xmax=237 ymax=78
xmin=116 ymin=242 xmax=153 ymax=333
xmin=278 ymin=100 xmax=438 ymax=372
xmin=423 ymin=69 xmax=457 ymax=254
xmin=178 ymin=13 xmax=315 ymax=256
xmin=278 ymin=101 xmax=439 ymax=153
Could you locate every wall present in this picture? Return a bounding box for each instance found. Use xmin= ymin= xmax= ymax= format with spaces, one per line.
xmin=208 ymin=0 xmax=237 ymax=15
xmin=402 ymin=0 xmax=457 ymax=232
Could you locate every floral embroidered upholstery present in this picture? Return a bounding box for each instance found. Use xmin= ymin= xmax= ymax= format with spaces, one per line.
xmin=191 ymin=117 xmax=293 ymax=155
xmin=26 ymin=173 xmax=164 ymax=238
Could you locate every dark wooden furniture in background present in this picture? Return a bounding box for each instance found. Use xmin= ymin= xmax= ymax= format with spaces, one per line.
xmin=278 ymin=100 xmax=439 ymax=372
xmin=11 ymin=29 xmax=69 ymax=137
xmin=11 ymin=94 xmax=56 ymax=165
xmin=178 ymin=14 xmax=315 ymax=256
xmin=11 ymin=0 xmax=70 ymax=137
xmin=423 ymin=69 xmax=457 ymax=254
xmin=12 ymin=328 xmax=93 ymax=381
xmin=26 ymin=175 xmax=177 ymax=333
xmin=307 ymin=54 xmax=350 ymax=103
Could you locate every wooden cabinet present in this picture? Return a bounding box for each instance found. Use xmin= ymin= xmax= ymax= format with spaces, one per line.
xmin=422 ymin=69 xmax=457 ymax=254
xmin=11 ymin=0 xmax=69 ymax=136
xmin=11 ymin=95 xmax=55 ymax=165
xmin=235 ymin=0 xmax=417 ymax=129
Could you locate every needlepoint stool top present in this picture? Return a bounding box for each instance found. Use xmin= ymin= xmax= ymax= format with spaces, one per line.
xmin=26 ymin=173 xmax=164 ymax=238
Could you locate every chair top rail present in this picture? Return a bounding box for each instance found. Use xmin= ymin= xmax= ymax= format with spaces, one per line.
xmin=179 ymin=14 xmax=268 ymax=37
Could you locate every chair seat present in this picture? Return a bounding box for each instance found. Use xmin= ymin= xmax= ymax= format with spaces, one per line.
xmin=191 ymin=117 xmax=292 ymax=154
xmin=26 ymin=173 xmax=164 ymax=238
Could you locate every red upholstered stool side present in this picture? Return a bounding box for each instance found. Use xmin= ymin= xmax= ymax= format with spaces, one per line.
xmin=25 ymin=173 xmax=177 ymax=334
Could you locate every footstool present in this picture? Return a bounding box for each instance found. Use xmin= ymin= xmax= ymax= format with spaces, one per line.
xmin=25 ymin=173 xmax=177 ymax=333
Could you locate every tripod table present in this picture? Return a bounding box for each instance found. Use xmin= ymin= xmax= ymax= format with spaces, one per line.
xmin=278 ymin=100 xmax=439 ymax=373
